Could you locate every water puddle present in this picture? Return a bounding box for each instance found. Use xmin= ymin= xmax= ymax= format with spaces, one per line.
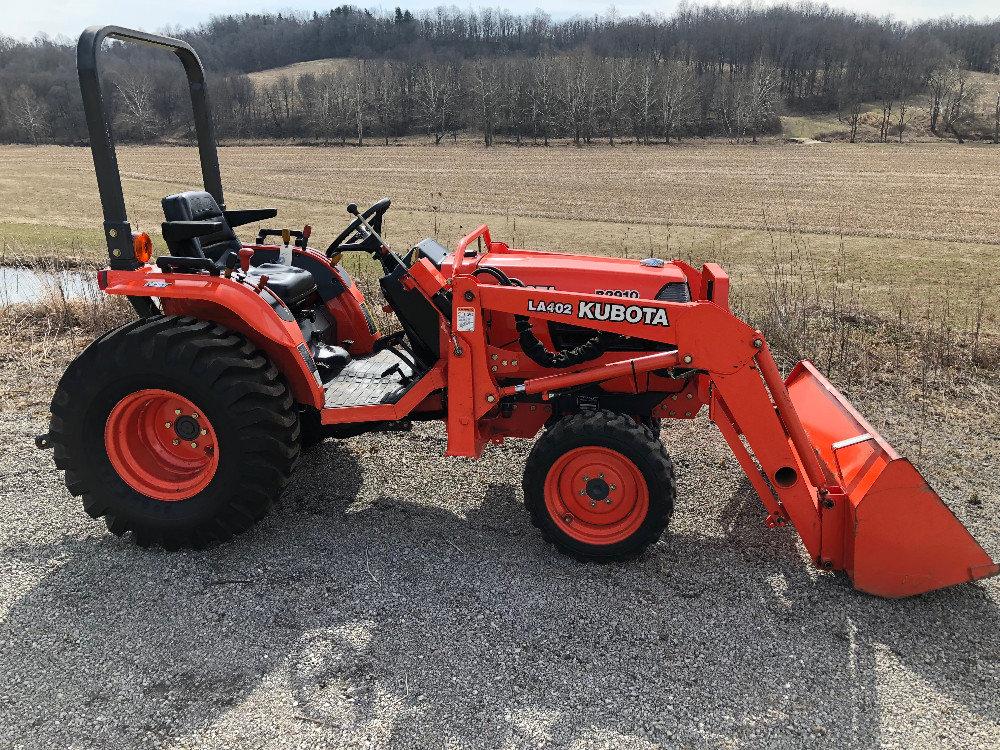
xmin=0 ymin=266 xmax=97 ymax=304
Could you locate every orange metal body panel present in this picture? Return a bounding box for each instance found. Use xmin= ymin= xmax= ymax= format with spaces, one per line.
xmin=785 ymin=361 xmax=998 ymax=596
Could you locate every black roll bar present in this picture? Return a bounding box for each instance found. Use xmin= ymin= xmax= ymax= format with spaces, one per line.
xmin=78 ymin=25 xmax=224 ymax=270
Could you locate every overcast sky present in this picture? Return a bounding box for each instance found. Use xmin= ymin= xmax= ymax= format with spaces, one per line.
xmin=2 ymin=0 xmax=996 ymax=42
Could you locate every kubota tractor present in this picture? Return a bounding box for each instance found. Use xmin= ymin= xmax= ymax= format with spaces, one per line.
xmin=38 ymin=26 xmax=998 ymax=598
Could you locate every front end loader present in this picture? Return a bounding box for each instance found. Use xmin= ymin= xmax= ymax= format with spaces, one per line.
xmin=37 ymin=25 xmax=998 ymax=599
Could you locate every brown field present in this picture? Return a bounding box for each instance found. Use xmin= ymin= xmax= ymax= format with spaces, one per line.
xmin=1 ymin=141 xmax=997 ymax=332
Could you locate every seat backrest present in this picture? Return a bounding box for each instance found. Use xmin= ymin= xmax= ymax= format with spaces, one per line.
xmin=161 ymin=191 xmax=241 ymax=260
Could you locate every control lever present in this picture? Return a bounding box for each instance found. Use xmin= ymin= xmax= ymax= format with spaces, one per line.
xmin=238 ymin=248 xmax=254 ymax=273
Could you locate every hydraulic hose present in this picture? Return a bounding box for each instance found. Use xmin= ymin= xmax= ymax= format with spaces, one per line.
xmin=513 ymin=316 xmax=617 ymax=369
xmin=471 ymin=266 xmax=615 ymax=369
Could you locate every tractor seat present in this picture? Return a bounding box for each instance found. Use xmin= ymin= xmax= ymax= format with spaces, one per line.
xmin=162 ymin=190 xmax=242 ymax=262
xmin=162 ymin=190 xmax=317 ymax=307
xmin=246 ymin=263 xmax=317 ymax=308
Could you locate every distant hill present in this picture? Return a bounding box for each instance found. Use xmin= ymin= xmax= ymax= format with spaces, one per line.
xmin=784 ymin=70 xmax=1000 ymax=142
xmin=247 ymin=59 xmax=353 ymax=87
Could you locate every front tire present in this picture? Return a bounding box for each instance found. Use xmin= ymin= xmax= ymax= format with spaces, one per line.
xmin=523 ymin=410 xmax=675 ymax=561
xmin=48 ymin=315 xmax=301 ymax=548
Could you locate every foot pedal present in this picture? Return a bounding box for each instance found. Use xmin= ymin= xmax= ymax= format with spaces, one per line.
xmin=314 ymin=344 xmax=351 ymax=380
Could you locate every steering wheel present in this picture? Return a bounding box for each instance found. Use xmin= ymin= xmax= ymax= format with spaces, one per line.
xmin=326 ymin=198 xmax=391 ymax=257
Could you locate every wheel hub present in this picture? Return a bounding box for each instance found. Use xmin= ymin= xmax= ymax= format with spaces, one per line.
xmin=173 ymin=415 xmax=201 ymax=441
xmin=543 ymin=446 xmax=649 ymax=546
xmin=585 ymin=477 xmax=611 ymax=502
xmin=104 ymin=389 xmax=219 ymax=502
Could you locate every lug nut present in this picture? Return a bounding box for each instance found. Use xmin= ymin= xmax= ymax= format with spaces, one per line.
xmin=200 ymin=429 xmax=207 ymax=436
xmin=192 ymin=413 xmax=199 ymax=419
xmin=605 ymin=498 xmax=612 ymax=504
xmin=190 ymin=442 xmax=198 ymax=449
xmin=609 ymin=484 xmax=616 ymax=491
xmin=174 ymin=409 xmax=181 ymax=415
xmin=590 ymin=500 xmax=596 ymax=508
xmin=172 ymin=439 xmax=180 ymax=446
xmin=164 ymin=422 xmax=171 ymax=429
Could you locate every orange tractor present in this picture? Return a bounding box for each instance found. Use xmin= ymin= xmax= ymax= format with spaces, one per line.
xmin=38 ymin=26 xmax=997 ymax=598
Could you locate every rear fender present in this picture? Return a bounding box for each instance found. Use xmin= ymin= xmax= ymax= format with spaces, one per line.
xmin=101 ymin=269 xmax=324 ymax=408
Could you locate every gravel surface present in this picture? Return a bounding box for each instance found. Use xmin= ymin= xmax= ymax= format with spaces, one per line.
xmin=1 ymin=341 xmax=998 ymax=750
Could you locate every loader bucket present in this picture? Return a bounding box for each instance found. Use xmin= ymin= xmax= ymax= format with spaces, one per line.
xmin=785 ymin=361 xmax=998 ymax=597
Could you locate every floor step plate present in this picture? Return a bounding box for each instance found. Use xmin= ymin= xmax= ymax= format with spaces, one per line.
xmin=324 ymin=349 xmax=420 ymax=408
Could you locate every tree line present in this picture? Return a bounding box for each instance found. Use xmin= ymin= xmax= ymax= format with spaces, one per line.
xmin=1 ymin=3 xmax=999 ymax=146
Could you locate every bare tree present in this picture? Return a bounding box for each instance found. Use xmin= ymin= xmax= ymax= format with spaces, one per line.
xmin=558 ymin=52 xmax=592 ymax=146
xmin=628 ymin=57 xmax=657 ymax=144
xmin=416 ymin=59 xmax=460 ymax=144
xmin=500 ymin=58 xmax=528 ymax=145
xmin=896 ymin=98 xmax=909 ymax=144
xmin=745 ymin=59 xmax=780 ymax=143
xmin=529 ymin=55 xmax=557 ymax=146
xmin=941 ymin=67 xmax=984 ymax=144
xmin=601 ymin=57 xmax=629 ymax=145
xmin=470 ymin=59 xmax=501 ymax=146
xmin=724 ymin=58 xmax=779 ymax=143
xmin=113 ymin=72 xmax=156 ymax=140
xmin=927 ymin=56 xmax=960 ymax=135
xmin=10 ymin=85 xmax=47 ymax=144
xmin=837 ymin=71 xmax=866 ymax=143
xmin=370 ymin=60 xmax=399 ymax=145
xmin=352 ymin=60 xmax=368 ymax=146
xmin=659 ymin=60 xmax=696 ymax=143
xmin=991 ymin=45 xmax=1000 ymax=144
xmin=275 ymin=75 xmax=295 ymax=120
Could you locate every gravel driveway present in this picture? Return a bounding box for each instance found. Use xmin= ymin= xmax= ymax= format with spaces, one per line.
xmin=1 ymin=356 xmax=997 ymax=750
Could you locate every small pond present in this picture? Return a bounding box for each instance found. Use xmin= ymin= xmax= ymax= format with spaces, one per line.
xmin=0 ymin=266 xmax=97 ymax=304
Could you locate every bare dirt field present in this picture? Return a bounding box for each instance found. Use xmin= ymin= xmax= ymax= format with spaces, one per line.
xmin=1 ymin=141 xmax=998 ymax=749
xmin=0 ymin=141 xmax=998 ymax=329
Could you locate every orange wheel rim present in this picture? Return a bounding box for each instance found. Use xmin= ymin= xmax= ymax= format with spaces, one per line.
xmin=104 ymin=388 xmax=219 ymax=501
xmin=543 ymin=446 xmax=649 ymax=545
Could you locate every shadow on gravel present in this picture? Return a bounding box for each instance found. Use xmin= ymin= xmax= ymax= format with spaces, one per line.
xmin=2 ymin=453 xmax=997 ymax=749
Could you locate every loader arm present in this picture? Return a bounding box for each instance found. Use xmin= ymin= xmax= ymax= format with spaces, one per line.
xmin=465 ymin=277 xmax=997 ymax=598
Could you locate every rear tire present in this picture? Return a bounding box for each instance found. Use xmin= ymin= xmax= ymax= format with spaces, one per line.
xmin=48 ymin=315 xmax=301 ymax=548
xmin=637 ymin=415 xmax=662 ymax=439
xmin=523 ymin=409 xmax=675 ymax=561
